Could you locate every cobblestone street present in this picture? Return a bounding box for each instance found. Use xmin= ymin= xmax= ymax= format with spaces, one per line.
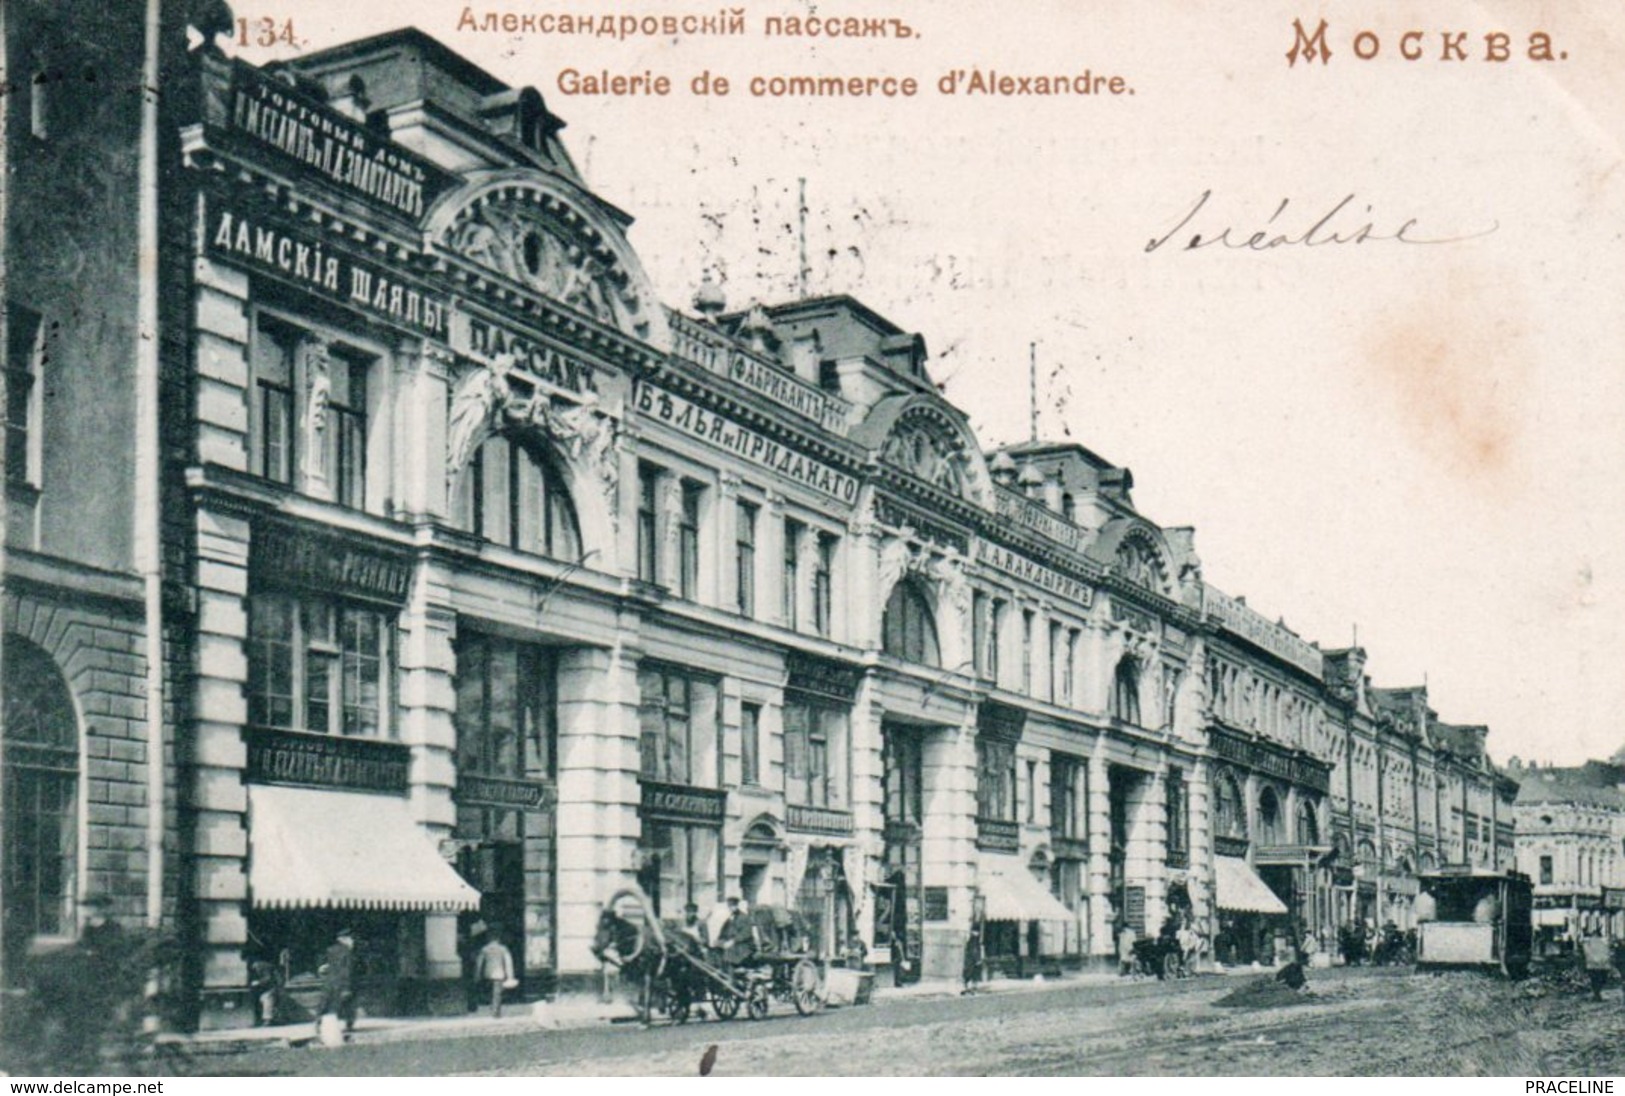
xmin=202 ymin=967 xmax=1625 ymax=1077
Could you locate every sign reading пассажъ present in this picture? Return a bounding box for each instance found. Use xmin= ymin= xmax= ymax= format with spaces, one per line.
xmin=204 ymin=197 xmax=450 ymax=341
xmin=450 ymin=312 xmax=600 ymax=397
xmin=638 ymin=780 xmax=727 ymax=825
xmin=246 ymin=725 xmax=410 ymax=793
xmin=633 ymin=379 xmax=860 ymax=504
xmin=215 ymin=59 xmax=456 ymax=220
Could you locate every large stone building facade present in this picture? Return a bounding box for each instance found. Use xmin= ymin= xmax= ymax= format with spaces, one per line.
xmin=1509 ymin=759 xmax=1625 ymax=943
xmin=0 ymin=18 xmax=1521 ymax=1027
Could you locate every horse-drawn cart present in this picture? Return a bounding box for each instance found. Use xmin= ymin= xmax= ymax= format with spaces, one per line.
xmin=591 ymin=890 xmax=826 ymax=1025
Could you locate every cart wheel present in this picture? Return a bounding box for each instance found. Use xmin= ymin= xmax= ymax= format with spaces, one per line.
xmin=669 ymin=986 xmax=691 ymax=1025
xmin=712 ymin=990 xmax=740 ymax=1020
xmin=746 ymin=982 xmax=771 ymax=1021
xmin=791 ymin=959 xmax=824 ymax=1016
xmin=1162 ymin=953 xmax=1182 ymax=981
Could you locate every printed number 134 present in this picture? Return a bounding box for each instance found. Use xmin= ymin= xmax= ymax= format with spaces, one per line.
xmin=237 ymin=17 xmax=299 ymax=48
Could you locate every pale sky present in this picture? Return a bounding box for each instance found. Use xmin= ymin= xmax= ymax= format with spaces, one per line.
xmin=230 ymin=1 xmax=1625 ymax=766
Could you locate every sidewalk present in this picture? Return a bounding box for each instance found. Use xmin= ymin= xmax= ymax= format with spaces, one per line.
xmin=169 ymin=968 xmax=1177 ymax=1056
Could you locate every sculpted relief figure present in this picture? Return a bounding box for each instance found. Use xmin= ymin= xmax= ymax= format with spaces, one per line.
xmin=449 ymin=200 xmax=651 ymax=342
xmin=302 ymin=339 xmax=332 ymax=482
xmin=446 ymin=356 xmax=517 ymax=481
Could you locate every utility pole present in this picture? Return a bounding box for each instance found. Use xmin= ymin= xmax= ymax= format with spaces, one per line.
xmin=1029 ymin=342 xmax=1038 ymax=442
xmin=797 ymin=177 xmax=809 ymax=299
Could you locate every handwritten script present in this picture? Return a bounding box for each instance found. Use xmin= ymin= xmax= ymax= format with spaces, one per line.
xmin=1145 ymin=190 xmax=1498 ymax=253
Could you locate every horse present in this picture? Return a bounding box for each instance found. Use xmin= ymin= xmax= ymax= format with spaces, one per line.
xmin=591 ymin=889 xmax=702 ymax=1026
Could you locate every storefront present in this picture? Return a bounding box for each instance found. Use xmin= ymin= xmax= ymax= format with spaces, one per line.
xmin=241 ymin=516 xmax=482 ymax=1017
xmin=878 ymin=724 xmax=925 ymax=984
xmin=1212 ymin=839 xmax=1290 ymax=965
xmin=451 ymin=631 xmax=560 ymax=998
xmin=1049 ymin=751 xmax=1091 ymax=964
xmin=782 ymin=652 xmax=860 ymax=958
xmin=635 ymin=663 xmax=726 ymax=918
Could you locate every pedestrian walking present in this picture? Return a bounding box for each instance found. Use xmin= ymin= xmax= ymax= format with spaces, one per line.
xmin=1117 ymin=923 xmax=1137 ymax=978
xmin=317 ymin=928 xmax=357 ymax=1043
xmin=961 ymin=922 xmax=985 ymax=994
xmin=1580 ymin=930 xmax=1611 ymax=1001
xmin=476 ymin=930 xmax=517 ymax=1018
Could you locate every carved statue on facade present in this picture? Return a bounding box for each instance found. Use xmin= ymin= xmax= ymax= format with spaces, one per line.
xmin=877 ymin=530 xmax=927 ymax=602
xmin=301 ymin=340 xmax=332 ymax=482
xmin=446 ymin=356 xmax=515 ymax=481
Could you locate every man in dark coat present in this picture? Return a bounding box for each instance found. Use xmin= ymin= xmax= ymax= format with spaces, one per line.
xmin=318 ymin=928 xmax=357 ymax=1036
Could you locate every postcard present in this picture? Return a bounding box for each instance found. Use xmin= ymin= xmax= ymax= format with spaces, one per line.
xmin=2 ymin=0 xmax=1622 ymax=1081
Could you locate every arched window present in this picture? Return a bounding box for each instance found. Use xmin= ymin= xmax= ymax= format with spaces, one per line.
xmin=1110 ymin=656 xmax=1142 ymax=725
xmin=1296 ymin=797 xmax=1320 ymax=845
xmin=456 ymin=434 xmax=582 ymax=561
xmin=1256 ymin=786 xmax=1284 ymax=845
xmin=3 ymin=637 xmax=79 ymax=974
xmin=881 ymin=579 xmax=940 ymax=667
xmin=1214 ymin=772 xmax=1245 ymax=839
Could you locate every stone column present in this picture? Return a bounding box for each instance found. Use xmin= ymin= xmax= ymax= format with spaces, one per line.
xmin=849 ymin=682 xmax=886 ymax=951
xmin=920 ymin=716 xmax=977 ymax=979
xmin=554 ymin=643 xmax=644 ymax=985
xmin=189 ymin=256 xmax=252 ymax=1027
xmin=396 ymin=569 xmax=458 ymax=984
xmin=717 ymin=472 xmax=741 ymax=613
xmin=762 ymin=489 xmax=787 ymax=626
xmin=394 ymin=344 xmax=453 ymax=521
xmin=1085 ymin=749 xmax=1113 ymax=959
xmin=191 ymin=505 xmax=251 ymax=1025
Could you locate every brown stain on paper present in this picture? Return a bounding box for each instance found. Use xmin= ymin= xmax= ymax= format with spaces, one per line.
xmin=1361 ymin=268 xmax=1532 ymax=491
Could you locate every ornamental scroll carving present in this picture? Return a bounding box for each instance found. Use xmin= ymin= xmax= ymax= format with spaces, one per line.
xmin=445 ymin=198 xmax=651 ymax=341
xmin=1114 ymin=534 xmax=1168 ymax=594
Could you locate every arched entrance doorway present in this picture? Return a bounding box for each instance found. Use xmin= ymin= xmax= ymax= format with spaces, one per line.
xmin=3 ymin=637 xmax=81 ymax=982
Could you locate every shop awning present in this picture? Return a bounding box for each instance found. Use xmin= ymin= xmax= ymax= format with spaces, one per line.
xmin=249 ymin=784 xmax=482 ymax=912
xmin=1214 ymin=855 xmax=1289 ymax=915
xmin=980 ymin=860 xmax=1078 ymax=923
xmin=1534 ymin=908 xmax=1572 ymax=927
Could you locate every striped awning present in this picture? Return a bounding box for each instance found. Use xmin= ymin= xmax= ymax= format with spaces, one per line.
xmin=980 ymin=859 xmax=1077 ymax=923
xmin=1215 ymin=855 xmax=1289 ymax=915
xmin=249 ymin=784 xmax=481 ymax=912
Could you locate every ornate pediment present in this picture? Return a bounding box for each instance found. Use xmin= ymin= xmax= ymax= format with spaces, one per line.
xmin=882 ymin=419 xmax=966 ymax=495
xmin=436 ymin=178 xmax=662 ymax=347
xmin=1114 ymin=528 xmax=1171 ymax=595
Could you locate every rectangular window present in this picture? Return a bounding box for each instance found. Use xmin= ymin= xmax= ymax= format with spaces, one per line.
xmin=1021 ymin=609 xmax=1035 ymax=694
xmin=1064 ymin=629 xmax=1079 ymax=705
xmin=989 ymin=599 xmax=1005 ymax=684
xmin=637 ymin=664 xmax=721 ymax=787
xmin=1539 ymin=854 xmax=1553 ymax=886
xmin=454 ymin=634 xmax=557 ymax=781
xmin=679 ymin=480 xmax=703 ymax=599
xmin=1026 ymin=759 xmax=1038 ymax=823
xmin=813 ymin=532 xmax=836 ymax=637
xmin=247 ymin=592 xmax=393 ymax=738
xmin=736 ymin=500 xmax=757 ymax=617
xmin=783 ymin=519 xmax=803 ymax=630
xmin=1166 ymin=768 xmax=1189 ymax=864
xmin=252 ymin=318 xmax=297 ymax=485
xmin=784 ymin=698 xmax=848 ymax=809
xmin=1048 ymin=621 xmax=1063 ymax=702
xmin=1050 ymin=755 xmax=1086 ymax=842
xmin=6 ymin=304 xmax=42 ymax=487
xmin=329 ymin=352 xmax=370 ymax=509
xmin=976 ymin=738 xmax=1018 ymax=822
xmin=637 ymin=463 xmax=661 ymax=584
xmin=972 ymin=592 xmax=989 ymax=679
xmin=740 ymin=703 xmax=761 ymax=786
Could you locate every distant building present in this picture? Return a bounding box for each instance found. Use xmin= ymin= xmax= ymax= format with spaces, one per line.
xmin=1509 ymin=759 xmax=1625 ymax=941
xmin=0 ymin=16 xmax=1521 ymax=1026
